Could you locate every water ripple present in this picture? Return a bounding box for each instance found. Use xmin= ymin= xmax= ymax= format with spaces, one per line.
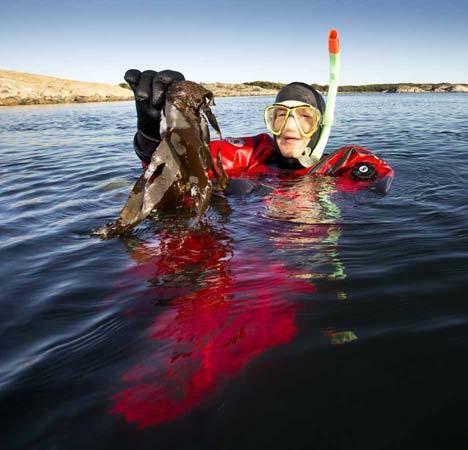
xmin=1 ymin=94 xmax=468 ymax=449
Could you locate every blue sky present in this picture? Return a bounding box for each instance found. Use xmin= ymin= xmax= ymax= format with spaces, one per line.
xmin=2 ymin=0 xmax=467 ymax=85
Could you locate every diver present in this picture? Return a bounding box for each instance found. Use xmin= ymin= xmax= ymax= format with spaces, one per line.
xmin=124 ymin=67 xmax=393 ymax=196
xmin=124 ymin=68 xmax=327 ymax=177
xmin=123 ymin=28 xmax=393 ymax=192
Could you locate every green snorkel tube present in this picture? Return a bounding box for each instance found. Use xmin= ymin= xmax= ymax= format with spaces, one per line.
xmin=298 ymin=29 xmax=341 ymax=168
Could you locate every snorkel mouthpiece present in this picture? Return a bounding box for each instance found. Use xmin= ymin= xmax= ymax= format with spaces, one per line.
xmin=298 ymin=29 xmax=341 ymax=168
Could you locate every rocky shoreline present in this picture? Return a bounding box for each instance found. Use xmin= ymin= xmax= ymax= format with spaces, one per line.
xmin=372 ymin=84 xmax=468 ymax=93
xmin=0 ymin=70 xmax=280 ymax=107
xmin=1 ymin=70 xmax=467 ymax=107
xmin=0 ymin=70 xmax=134 ymax=106
xmin=201 ymin=82 xmax=278 ymax=98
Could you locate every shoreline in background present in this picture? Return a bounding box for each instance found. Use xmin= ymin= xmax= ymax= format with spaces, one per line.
xmin=1 ymin=70 xmax=467 ymax=107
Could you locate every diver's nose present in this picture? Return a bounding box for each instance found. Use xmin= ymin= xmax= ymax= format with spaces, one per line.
xmin=283 ymin=114 xmax=299 ymax=132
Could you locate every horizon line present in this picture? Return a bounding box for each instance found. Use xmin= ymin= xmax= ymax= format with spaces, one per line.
xmin=1 ymin=69 xmax=467 ymax=87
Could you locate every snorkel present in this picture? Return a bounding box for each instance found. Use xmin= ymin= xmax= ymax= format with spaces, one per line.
xmin=298 ymin=29 xmax=341 ymax=168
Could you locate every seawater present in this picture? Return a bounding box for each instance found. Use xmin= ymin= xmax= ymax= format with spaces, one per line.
xmin=1 ymin=94 xmax=468 ymax=450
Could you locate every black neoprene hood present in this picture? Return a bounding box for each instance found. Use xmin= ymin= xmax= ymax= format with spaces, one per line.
xmin=275 ymin=82 xmax=325 ymax=113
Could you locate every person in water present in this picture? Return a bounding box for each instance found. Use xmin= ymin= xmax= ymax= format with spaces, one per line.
xmin=124 ymin=68 xmax=393 ymax=194
xmin=124 ymin=68 xmax=326 ymax=175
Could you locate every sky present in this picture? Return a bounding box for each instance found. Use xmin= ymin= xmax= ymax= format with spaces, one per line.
xmin=1 ymin=0 xmax=467 ymax=85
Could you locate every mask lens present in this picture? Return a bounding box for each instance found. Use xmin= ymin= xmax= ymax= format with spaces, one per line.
xmin=265 ymin=105 xmax=289 ymax=135
xmin=294 ymin=106 xmax=320 ymax=135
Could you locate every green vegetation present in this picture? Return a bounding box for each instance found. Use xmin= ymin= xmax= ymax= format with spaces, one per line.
xmin=243 ymin=81 xmax=285 ymax=90
xmin=243 ymin=81 xmax=467 ymax=93
xmin=311 ymin=83 xmax=327 ymax=91
xmin=338 ymin=83 xmax=447 ymax=93
xmin=320 ymin=82 xmax=463 ymax=93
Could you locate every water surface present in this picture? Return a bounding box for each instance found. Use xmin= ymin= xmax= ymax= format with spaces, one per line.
xmin=1 ymin=93 xmax=468 ymax=450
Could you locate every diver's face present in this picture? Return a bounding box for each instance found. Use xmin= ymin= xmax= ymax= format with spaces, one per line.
xmin=272 ymin=100 xmax=312 ymax=159
xmin=275 ymin=115 xmax=310 ymax=159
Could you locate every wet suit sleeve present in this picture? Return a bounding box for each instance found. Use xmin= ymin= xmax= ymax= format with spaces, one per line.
xmin=133 ymin=130 xmax=159 ymax=164
xmin=209 ymin=134 xmax=274 ymax=176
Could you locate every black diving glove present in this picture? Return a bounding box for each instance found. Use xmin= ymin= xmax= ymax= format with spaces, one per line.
xmin=124 ymin=69 xmax=185 ymax=164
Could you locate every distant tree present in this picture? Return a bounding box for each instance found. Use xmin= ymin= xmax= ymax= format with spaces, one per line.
xmin=243 ymin=81 xmax=285 ymax=89
xmin=240 ymin=81 xmax=465 ymax=94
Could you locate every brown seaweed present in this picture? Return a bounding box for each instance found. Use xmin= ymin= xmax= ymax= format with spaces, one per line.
xmin=93 ymin=81 xmax=228 ymax=239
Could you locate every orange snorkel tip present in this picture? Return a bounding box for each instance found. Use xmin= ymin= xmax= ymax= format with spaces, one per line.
xmin=328 ymin=29 xmax=340 ymax=54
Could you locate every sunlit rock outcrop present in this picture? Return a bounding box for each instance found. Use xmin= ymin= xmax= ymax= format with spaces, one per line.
xmin=0 ymin=70 xmax=133 ymax=106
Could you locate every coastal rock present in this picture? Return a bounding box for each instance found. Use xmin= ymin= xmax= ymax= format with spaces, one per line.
xmin=388 ymin=85 xmax=426 ymax=93
xmin=201 ymin=82 xmax=277 ymax=97
xmin=432 ymin=84 xmax=452 ymax=92
xmin=0 ymin=70 xmax=280 ymax=106
xmin=449 ymin=84 xmax=468 ymax=92
xmin=2 ymin=70 xmax=467 ymax=104
xmin=0 ymin=70 xmax=133 ymax=106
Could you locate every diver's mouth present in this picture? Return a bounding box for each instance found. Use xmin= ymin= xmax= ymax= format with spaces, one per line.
xmin=282 ymin=136 xmax=301 ymax=142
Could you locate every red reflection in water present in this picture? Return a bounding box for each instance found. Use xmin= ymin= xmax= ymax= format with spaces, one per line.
xmin=112 ymin=227 xmax=315 ymax=428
